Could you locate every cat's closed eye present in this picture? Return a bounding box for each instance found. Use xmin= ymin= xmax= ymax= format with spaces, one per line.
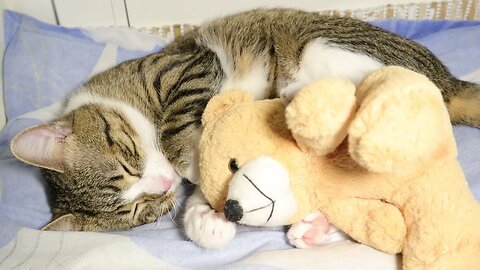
xmin=118 ymin=160 xmax=141 ymax=178
xmin=109 ymin=175 xmax=124 ymax=181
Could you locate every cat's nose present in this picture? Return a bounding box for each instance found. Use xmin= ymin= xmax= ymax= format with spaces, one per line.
xmin=224 ymin=199 xmax=243 ymax=222
xmin=159 ymin=176 xmax=172 ymax=190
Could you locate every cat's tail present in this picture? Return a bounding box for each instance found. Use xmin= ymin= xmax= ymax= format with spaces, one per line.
xmin=447 ymin=81 xmax=480 ymax=128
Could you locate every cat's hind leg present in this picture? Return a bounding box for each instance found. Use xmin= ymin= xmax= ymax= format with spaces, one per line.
xmin=278 ymin=38 xmax=383 ymax=101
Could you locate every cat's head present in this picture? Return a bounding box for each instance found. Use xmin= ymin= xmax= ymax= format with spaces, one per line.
xmin=10 ymin=103 xmax=182 ymax=231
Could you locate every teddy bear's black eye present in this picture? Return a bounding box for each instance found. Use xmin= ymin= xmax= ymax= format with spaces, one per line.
xmin=228 ymin=158 xmax=239 ymax=173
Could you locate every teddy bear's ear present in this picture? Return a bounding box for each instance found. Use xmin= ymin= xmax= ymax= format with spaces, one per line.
xmin=202 ymin=90 xmax=254 ymax=126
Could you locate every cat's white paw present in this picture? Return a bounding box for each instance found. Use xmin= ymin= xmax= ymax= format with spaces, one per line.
xmin=287 ymin=211 xmax=331 ymax=248
xmin=184 ymin=204 xmax=236 ymax=249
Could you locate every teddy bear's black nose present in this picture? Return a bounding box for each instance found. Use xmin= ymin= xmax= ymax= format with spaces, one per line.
xmin=224 ymin=199 xmax=243 ymax=222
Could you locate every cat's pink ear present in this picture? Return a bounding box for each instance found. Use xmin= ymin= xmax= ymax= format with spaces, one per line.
xmin=42 ymin=213 xmax=82 ymax=231
xmin=10 ymin=122 xmax=72 ymax=173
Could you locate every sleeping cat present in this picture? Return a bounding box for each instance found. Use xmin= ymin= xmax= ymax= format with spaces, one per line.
xmin=9 ymin=9 xmax=480 ymax=241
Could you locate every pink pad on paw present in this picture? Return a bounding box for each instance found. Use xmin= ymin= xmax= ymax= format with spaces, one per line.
xmin=310 ymin=214 xmax=330 ymax=227
xmin=287 ymin=211 xmax=332 ymax=248
xmin=302 ymin=224 xmax=330 ymax=245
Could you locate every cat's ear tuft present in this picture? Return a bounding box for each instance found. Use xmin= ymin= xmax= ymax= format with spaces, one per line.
xmin=10 ymin=121 xmax=72 ymax=173
xmin=42 ymin=213 xmax=82 ymax=231
xmin=202 ymin=90 xmax=254 ymax=126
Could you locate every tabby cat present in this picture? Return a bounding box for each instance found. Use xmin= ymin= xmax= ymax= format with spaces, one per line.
xmin=10 ymin=9 xmax=480 ymax=241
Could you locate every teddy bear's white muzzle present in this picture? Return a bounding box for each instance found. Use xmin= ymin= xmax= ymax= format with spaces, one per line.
xmin=224 ymin=156 xmax=297 ymax=227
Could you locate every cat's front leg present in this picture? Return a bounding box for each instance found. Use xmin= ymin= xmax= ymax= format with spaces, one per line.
xmin=183 ymin=187 xmax=236 ymax=249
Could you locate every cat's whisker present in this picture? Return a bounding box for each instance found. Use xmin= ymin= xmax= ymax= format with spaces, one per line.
xmin=174 ymin=199 xmax=183 ymax=210
xmin=153 ymin=196 xmax=178 ymax=229
xmin=169 ymin=199 xmax=179 ymax=225
xmin=168 ymin=211 xmax=176 ymax=225
xmin=155 ymin=208 xmax=166 ymax=229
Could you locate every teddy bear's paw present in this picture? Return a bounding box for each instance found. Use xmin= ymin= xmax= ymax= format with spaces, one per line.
xmin=184 ymin=204 xmax=236 ymax=249
xmin=287 ymin=211 xmax=332 ymax=248
xmin=348 ymin=77 xmax=453 ymax=175
xmin=286 ymin=78 xmax=357 ymax=156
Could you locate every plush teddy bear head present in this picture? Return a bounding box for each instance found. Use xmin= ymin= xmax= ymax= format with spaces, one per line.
xmin=199 ymin=91 xmax=319 ymax=226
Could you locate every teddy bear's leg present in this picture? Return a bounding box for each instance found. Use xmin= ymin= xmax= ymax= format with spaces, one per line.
xmin=287 ymin=211 xmax=349 ymax=248
xmin=403 ymin=244 xmax=480 ymax=270
xmin=324 ymin=198 xmax=406 ymax=254
xmin=285 ymin=78 xmax=357 ymax=155
xmin=348 ymin=66 xmax=457 ymax=175
xmin=183 ymin=187 xmax=237 ymax=249
xmin=401 ymin=208 xmax=480 ymax=270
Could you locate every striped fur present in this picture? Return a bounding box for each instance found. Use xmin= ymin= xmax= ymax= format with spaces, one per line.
xmin=10 ymin=8 xmax=480 ymax=231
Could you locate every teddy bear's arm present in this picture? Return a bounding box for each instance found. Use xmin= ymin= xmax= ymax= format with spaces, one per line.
xmin=348 ymin=66 xmax=457 ymax=175
xmin=285 ymin=78 xmax=357 ymax=156
xmin=324 ymin=198 xmax=406 ymax=254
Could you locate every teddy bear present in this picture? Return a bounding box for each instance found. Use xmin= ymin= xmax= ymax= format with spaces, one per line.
xmin=197 ymin=66 xmax=480 ymax=269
